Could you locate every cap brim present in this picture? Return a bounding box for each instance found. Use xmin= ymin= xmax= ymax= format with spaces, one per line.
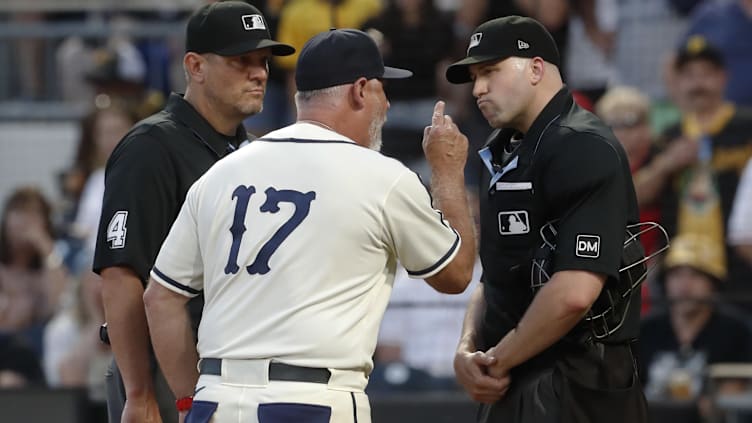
xmin=382 ymin=66 xmax=413 ymax=79
xmin=216 ymin=39 xmax=296 ymax=57
xmin=446 ymin=54 xmax=506 ymax=84
xmin=675 ymin=52 xmax=724 ymax=70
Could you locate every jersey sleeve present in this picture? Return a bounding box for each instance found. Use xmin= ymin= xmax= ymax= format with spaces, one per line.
xmin=383 ymin=170 xmax=460 ymax=279
xmin=92 ymin=131 xmax=179 ymax=282
xmin=150 ymin=179 xmax=204 ymax=298
xmin=542 ymin=134 xmax=629 ymax=280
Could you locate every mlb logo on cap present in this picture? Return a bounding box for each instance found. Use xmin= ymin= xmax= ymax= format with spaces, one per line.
xmin=242 ymin=14 xmax=266 ymax=31
xmin=468 ymin=33 xmax=483 ymax=53
xmin=185 ymin=1 xmax=294 ymax=57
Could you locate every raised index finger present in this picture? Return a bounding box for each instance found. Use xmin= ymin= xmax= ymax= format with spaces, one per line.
xmin=432 ymin=100 xmax=446 ymax=127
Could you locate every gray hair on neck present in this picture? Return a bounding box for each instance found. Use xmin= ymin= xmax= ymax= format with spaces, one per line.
xmin=295 ymin=84 xmax=349 ymax=109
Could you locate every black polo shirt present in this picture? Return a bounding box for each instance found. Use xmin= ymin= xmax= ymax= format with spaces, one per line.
xmin=477 ymin=87 xmax=641 ymax=350
xmin=93 ymin=93 xmax=249 ymax=332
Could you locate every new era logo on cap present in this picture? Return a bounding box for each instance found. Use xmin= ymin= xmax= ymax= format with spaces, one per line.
xmin=517 ymin=39 xmax=530 ymax=50
xmin=468 ymin=33 xmax=483 ymax=54
xmin=242 ymin=14 xmax=266 ymax=30
xmin=576 ymin=234 xmax=600 ymax=258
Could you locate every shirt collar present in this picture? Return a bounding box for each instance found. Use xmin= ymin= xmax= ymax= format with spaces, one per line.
xmin=479 ymin=87 xmax=572 ymax=180
xmin=482 ymin=87 xmax=572 ymax=150
xmin=261 ymin=122 xmax=357 ymax=143
xmin=165 ymin=93 xmax=248 ymax=158
xmin=522 ymin=86 xmax=572 ymax=146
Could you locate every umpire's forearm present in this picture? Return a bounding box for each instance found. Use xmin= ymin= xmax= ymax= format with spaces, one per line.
xmin=489 ymin=270 xmax=604 ymax=372
xmin=144 ymin=279 xmax=198 ymax=400
xmin=100 ymin=267 xmax=156 ymax=399
xmin=457 ymin=283 xmax=485 ymax=352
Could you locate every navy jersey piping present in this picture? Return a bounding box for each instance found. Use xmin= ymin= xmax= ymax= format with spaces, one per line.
xmin=351 ymin=392 xmax=358 ymax=423
xmin=406 ymin=233 xmax=460 ymax=277
xmin=412 ymin=170 xmax=451 ymax=229
xmin=152 ymin=267 xmax=202 ymax=295
xmin=255 ymin=137 xmax=358 ymax=145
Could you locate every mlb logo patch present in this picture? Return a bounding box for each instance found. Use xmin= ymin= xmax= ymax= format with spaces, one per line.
xmin=576 ymin=234 xmax=600 ymax=258
xmin=242 ymin=14 xmax=266 ymax=30
xmin=468 ymin=33 xmax=483 ymax=54
xmin=498 ymin=210 xmax=529 ymax=235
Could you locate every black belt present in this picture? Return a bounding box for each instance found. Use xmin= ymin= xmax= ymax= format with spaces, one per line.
xmin=199 ymin=358 xmax=331 ymax=384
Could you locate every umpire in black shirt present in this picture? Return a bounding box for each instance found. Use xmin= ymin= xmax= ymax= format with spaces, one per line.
xmin=446 ymin=16 xmax=648 ymax=422
xmin=92 ymin=3 xmax=293 ymax=422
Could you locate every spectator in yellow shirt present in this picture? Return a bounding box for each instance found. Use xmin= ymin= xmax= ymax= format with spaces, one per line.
xmin=275 ymin=0 xmax=382 ymax=114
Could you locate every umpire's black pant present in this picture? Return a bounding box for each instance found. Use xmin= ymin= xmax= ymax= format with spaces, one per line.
xmin=478 ymin=342 xmax=648 ymax=423
xmin=105 ymin=356 xmax=178 ymax=423
xmin=478 ymin=366 xmax=559 ymax=423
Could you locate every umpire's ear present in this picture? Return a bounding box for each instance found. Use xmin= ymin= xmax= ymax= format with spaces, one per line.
xmin=183 ymin=52 xmax=207 ymax=84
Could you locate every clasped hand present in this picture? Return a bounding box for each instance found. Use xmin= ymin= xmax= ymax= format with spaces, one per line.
xmin=454 ymin=346 xmax=511 ymax=404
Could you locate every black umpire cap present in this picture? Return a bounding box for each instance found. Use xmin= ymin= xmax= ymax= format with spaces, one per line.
xmin=446 ymin=15 xmax=560 ymax=84
xmin=186 ymin=1 xmax=295 ymax=57
xmin=295 ymin=29 xmax=413 ymax=91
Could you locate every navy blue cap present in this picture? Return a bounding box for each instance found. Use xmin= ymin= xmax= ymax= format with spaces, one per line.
xmin=675 ymin=35 xmax=725 ymax=70
xmin=186 ymin=1 xmax=294 ymax=57
xmin=295 ymin=29 xmax=412 ymax=91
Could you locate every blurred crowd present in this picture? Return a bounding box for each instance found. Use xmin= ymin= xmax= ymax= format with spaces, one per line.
xmin=2 ymin=0 xmax=752 ymax=420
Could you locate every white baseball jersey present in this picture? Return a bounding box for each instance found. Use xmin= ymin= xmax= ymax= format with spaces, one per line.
xmin=151 ymin=122 xmax=460 ymax=374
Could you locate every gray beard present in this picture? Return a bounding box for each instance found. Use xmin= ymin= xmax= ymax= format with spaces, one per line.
xmin=368 ymin=114 xmax=385 ymax=152
xmin=369 ymin=136 xmax=383 ymax=152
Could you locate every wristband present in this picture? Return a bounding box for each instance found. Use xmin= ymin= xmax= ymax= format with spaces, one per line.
xmin=175 ymin=396 xmax=193 ymax=412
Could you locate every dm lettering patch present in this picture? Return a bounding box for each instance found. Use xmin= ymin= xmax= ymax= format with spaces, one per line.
xmin=576 ymin=234 xmax=600 ymax=258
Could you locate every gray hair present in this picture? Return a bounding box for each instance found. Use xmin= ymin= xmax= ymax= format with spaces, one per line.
xmin=294 ymin=85 xmax=349 ymax=108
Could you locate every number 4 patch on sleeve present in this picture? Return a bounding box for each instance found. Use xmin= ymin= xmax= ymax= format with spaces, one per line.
xmin=107 ymin=211 xmax=128 ymax=249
